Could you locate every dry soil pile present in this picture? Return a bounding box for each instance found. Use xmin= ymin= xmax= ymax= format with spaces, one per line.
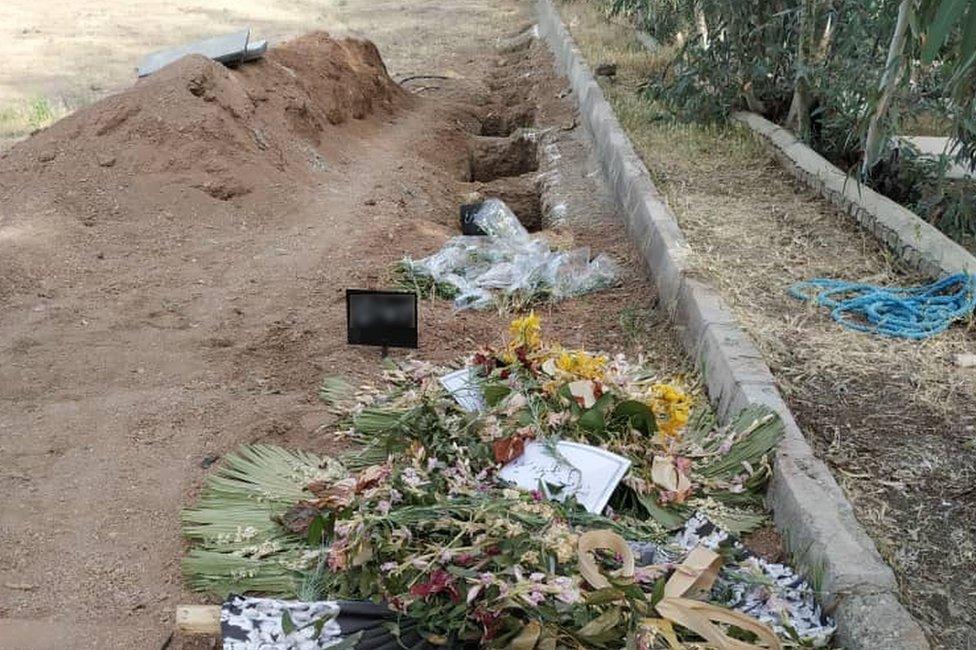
xmin=0 ymin=32 xmax=407 ymax=297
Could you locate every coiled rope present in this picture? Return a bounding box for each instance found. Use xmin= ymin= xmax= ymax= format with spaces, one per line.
xmin=789 ymin=273 xmax=976 ymax=340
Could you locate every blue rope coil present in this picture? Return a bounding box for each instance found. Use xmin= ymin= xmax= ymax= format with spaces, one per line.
xmin=789 ymin=273 xmax=976 ymax=339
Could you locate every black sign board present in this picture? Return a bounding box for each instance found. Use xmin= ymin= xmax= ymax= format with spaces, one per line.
xmin=346 ymin=290 xmax=418 ymax=349
xmin=460 ymin=202 xmax=487 ymax=236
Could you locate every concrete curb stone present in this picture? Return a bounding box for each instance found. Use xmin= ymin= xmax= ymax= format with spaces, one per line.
xmin=533 ymin=0 xmax=930 ymax=647
xmin=733 ymin=111 xmax=976 ymax=280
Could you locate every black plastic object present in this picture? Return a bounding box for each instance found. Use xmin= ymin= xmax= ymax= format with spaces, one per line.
xmin=460 ymin=202 xmax=487 ymax=235
xmin=346 ymin=290 xmax=418 ymax=349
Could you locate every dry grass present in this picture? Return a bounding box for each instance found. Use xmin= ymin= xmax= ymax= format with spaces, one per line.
xmin=0 ymin=96 xmax=69 ymax=146
xmin=559 ymin=1 xmax=976 ymax=646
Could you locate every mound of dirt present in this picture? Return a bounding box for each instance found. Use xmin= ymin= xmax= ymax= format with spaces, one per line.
xmin=0 ymin=32 xmax=407 ymax=212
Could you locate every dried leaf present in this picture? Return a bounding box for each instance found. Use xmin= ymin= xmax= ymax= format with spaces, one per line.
xmin=651 ymin=455 xmax=691 ymax=495
xmin=568 ymin=380 xmax=597 ymax=409
xmin=309 ymin=477 xmax=357 ymax=510
xmin=355 ymin=464 xmax=390 ymax=492
xmin=279 ymin=501 xmax=321 ymax=536
xmin=507 ymin=620 xmax=541 ymax=650
xmin=578 ymin=606 xmax=622 ymax=639
xmin=493 ymin=436 xmax=526 ymax=464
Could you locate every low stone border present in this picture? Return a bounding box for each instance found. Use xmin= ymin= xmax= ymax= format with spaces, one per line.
xmin=734 ymin=111 xmax=976 ymax=279
xmin=534 ymin=1 xmax=930 ymax=647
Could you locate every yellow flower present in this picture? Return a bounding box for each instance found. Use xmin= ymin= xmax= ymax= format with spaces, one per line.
xmin=554 ymin=349 xmax=607 ymax=381
xmin=542 ymin=522 xmax=579 ymax=564
xmin=649 ymin=382 xmax=691 ymax=438
xmin=520 ymin=550 xmax=540 ymax=565
xmin=508 ymin=311 xmax=542 ymax=350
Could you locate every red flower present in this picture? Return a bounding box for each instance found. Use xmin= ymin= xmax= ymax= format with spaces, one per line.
xmin=454 ymin=553 xmax=477 ymax=567
xmin=409 ymin=569 xmax=460 ymax=603
xmin=514 ymin=346 xmax=534 ymax=369
xmin=472 ymin=351 xmax=505 ymax=377
xmin=472 ymin=607 xmax=502 ymax=641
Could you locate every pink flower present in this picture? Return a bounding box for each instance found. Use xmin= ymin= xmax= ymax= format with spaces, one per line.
xmin=633 ymin=566 xmax=659 ymax=584
xmin=530 ymin=490 xmax=544 ymax=502
xmin=380 ymin=561 xmax=398 ymax=574
xmin=556 ymin=587 xmax=581 ymax=604
xmin=376 ymin=500 xmax=391 ymax=515
xmin=524 ymin=590 xmax=545 ymax=606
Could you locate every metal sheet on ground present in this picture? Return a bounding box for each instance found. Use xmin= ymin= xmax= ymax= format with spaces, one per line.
xmin=138 ymin=29 xmax=260 ymax=77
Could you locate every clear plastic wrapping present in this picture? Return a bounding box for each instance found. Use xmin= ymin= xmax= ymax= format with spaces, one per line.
xmin=401 ymin=198 xmax=619 ymax=310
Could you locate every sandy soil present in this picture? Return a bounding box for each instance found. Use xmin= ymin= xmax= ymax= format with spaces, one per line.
xmin=559 ymin=2 xmax=976 ymax=647
xmin=0 ymin=1 xmax=692 ymax=648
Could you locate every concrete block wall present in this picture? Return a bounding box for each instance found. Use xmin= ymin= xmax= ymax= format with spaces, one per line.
xmin=733 ymin=111 xmax=976 ymax=280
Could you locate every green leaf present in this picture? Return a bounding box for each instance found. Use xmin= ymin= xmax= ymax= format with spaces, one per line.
xmin=306 ymin=515 xmax=325 ymax=546
xmin=618 ymin=583 xmax=647 ymax=601
xmin=578 ymin=406 xmax=606 ymax=432
xmin=578 ymin=607 xmax=622 ymax=639
xmin=483 ymin=383 xmax=511 ymax=407
xmin=955 ymin=4 xmax=976 ymax=78
xmin=281 ymin=610 xmax=296 ymax=635
xmin=313 ymin=617 xmax=327 ymax=637
xmin=650 ymin=577 xmax=666 ymax=607
xmin=611 ymin=400 xmax=657 ymax=435
xmin=923 ymin=0 xmax=968 ymax=62
xmin=634 ymin=492 xmax=686 ymax=530
xmin=584 ymin=587 xmax=626 ymax=605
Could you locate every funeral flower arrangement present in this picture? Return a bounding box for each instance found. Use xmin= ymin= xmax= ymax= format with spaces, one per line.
xmin=184 ymin=315 xmax=831 ymax=648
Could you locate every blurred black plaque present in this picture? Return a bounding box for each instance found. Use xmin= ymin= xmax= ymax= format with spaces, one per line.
xmin=460 ymin=202 xmax=486 ymax=235
xmin=346 ymin=290 xmax=418 ymax=349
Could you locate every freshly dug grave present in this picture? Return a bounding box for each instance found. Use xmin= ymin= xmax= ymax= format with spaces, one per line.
xmin=0 ymin=31 xmax=407 ymax=296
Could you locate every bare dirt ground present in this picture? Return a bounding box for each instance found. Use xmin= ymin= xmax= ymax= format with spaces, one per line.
xmin=559 ymin=2 xmax=976 ymax=647
xmin=0 ymin=1 xmax=691 ymax=649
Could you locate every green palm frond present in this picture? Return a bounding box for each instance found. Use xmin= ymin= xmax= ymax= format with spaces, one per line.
xmin=697 ymin=408 xmax=783 ymax=480
xmin=182 ymin=445 xmax=342 ymax=597
xmin=319 ymin=376 xmax=354 ymax=406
